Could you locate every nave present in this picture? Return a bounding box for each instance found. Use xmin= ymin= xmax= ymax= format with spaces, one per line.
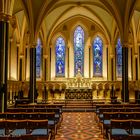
xmin=1 ymin=1 xmax=140 ymax=139
xmin=56 ymin=112 xmax=104 ymax=140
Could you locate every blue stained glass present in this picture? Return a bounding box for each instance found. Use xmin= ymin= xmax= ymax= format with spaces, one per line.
xmin=36 ymin=38 xmax=41 ymax=78
xmin=116 ymin=38 xmax=122 ymax=77
xmin=55 ymin=37 xmax=65 ymax=77
xmin=74 ymin=26 xmax=84 ymax=75
xmin=93 ymin=36 xmax=103 ymax=76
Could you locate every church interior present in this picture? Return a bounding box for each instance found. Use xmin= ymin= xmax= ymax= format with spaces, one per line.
xmin=1 ymin=0 xmax=140 ymax=139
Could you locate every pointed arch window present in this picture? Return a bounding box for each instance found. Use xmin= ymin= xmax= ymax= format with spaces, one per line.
xmin=36 ymin=38 xmax=42 ymax=78
xmin=74 ymin=25 xmax=84 ymax=75
xmin=116 ymin=38 xmax=122 ymax=77
xmin=93 ymin=36 xmax=103 ymax=76
xmin=55 ymin=36 xmax=65 ymax=77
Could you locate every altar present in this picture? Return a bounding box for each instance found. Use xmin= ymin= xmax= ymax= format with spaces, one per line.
xmin=65 ymin=88 xmax=92 ymax=99
xmin=65 ymin=69 xmax=92 ymax=99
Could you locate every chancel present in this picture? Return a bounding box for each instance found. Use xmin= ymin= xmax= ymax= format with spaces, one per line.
xmin=1 ymin=0 xmax=140 ymax=140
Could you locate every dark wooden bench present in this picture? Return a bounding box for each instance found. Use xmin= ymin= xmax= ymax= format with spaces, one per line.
xmin=102 ymin=112 xmax=140 ymax=138
xmin=7 ymin=107 xmax=63 ymax=123
xmin=0 ymin=112 xmax=57 ymax=135
xmin=0 ymin=120 xmax=52 ymax=140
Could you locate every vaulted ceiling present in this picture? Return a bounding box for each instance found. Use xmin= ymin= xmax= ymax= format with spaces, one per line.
xmin=10 ymin=0 xmax=140 ymax=44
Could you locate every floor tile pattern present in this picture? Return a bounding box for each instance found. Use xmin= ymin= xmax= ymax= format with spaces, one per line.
xmin=55 ymin=112 xmax=105 ymax=140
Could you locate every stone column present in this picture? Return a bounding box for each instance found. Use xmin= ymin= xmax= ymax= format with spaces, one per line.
xmin=9 ymin=37 xmax=13 ymax=80
xmin=29 ymin=44 xmax=36 ymax=103
xmin=67 ymin=45 xmax=69 ymax=78
xmin=9 ymin=17 xmax=16 ymax=80
xmin=89 ymin=45 xmax=91 ymax=78
xmin=49 ymin=46 xmax=52 ymax=80
xmin=128 ymin=46 xmax=132 ymax=80
xmin=103 ymin=44 xmax=108 ymax=80
xmin=43 ymin=55 xmax=48 ymax=81
xmin=19 ymin=55 xmax=24 ymax=81
xmin=0 ymin=14 xmax=11 ymax=112
xmin=110 ymin=54 xmax=114 ymax=81
xmin=16 ymin=42 xmax=20 ymax=80
xmin=122 ymin=44 xmax=129 ymax=102
xmin=134 ymin=54 xmax=138 ymax=81
xmin=108 ymin=43 xmax=115 ymax=81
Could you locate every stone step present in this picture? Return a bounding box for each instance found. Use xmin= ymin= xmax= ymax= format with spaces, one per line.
xmin=62 ymin=108 xmax=95 ymax=112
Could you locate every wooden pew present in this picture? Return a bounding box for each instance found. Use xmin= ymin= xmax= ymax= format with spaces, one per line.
xmin=0 ymin=120 xmax=52 ymax=140
xmin=0 ymin=112 xmax=57 ymax=135
xmin=108 ymin=120 xmax=130 ymax=140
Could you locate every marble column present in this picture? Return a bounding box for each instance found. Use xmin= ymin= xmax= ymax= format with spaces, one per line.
xmin=19 ymin=55 xmax=23 ymax=81
xmin=29 ymin=45 xmax=36 ymax=103
xmin=43 ymin=55 xmax=48 ymax=81
xmin=122 ymin=44 xmax=129 ymax=102
xmin=0 ymin=14 xmax=10 ymax=112
xmin=49 ymin=47 xmax=51 ymax=80
xmin=89 ymin=45 xmax=91 ymax=78
xmin=109 ymin=43 xmax=115 ymax=81
xmin=110 ymin=54 xmax=114 ymax=81
xmin=67 ymin=46 xmax=69 ymax=78
xmin=9 ymin=37 xmax=13 ymax=80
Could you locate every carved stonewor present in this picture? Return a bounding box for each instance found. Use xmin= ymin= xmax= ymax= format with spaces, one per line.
xmin=66 ymin=70 xmax=92 ymax=99
xmin=76 ymin=69 xmax=82 ymax=88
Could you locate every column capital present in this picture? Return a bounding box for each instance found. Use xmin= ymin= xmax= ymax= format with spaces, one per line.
xmin=19 ymin=54 xmax=24 ymax=59
xmin=10 ymin=16 xmax=17 ymax=28
xmin=88 ymin=45 xmax=92 ymax=48
xmin=0 ymin=13 xmax=11 ymax=22
xmin=110 ymin=54 xmax=114 ymax=58
xmin=30 ymin=42 xmax=37 ymax=48
xmin=104 ymin=44 xmax=109 ymax=48
xmin=134 ymin=53 xmax=138 ymax=58
xmin=16 ymin=42 xmax=20 ymax=47
xmin=43 ymin=55 xmax=48 ymax=59
xmin=25 ymin=43 xmax=29 ymax=48
xmin=9 ymin=37 xmax=13 ymax=42
xmin=110 ymin=41 xmax=115 ymax=46
xmin=50 ymin=44 xmax=53 ymax=48
xmin=122 ymin=42 xmax=129 ymax=48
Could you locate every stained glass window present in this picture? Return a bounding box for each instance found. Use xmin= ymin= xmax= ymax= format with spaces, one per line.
xmin=116 ymin=38 xmax=122 ymax=77
xmin=36 ymin=38 xmax=42 ymax=78
xmin=93 ymin=36 xmax=103 ymax=76
xmin=74 ymin=26 xmax=84 ymax=76
xmin=55 ymin=37 xmax=65 ymax=77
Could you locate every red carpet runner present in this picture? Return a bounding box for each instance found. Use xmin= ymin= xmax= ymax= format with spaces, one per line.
xmin=56 ymin=112 xmax=105 ymax=140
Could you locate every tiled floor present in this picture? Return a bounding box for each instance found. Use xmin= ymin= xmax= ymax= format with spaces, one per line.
xmin=55 ymin=112 xmax=105 ymax=140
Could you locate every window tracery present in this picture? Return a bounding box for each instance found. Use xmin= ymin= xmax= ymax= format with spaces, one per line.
xmin=116 ymin=38 xmax=122 ymax=77
xmin=93 ymin=36 xmax=103 ymax=76
xmin=36 ymin=38 xmax=42 ymax=78
xmin=74 ymin=26 xmax=84 ymax=76
xmin=55 ymin=36 xmax=65 ymax=77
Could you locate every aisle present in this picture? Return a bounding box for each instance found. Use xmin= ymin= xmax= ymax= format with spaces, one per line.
xmin=55 ymin=112 xmax=105 ymax=140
